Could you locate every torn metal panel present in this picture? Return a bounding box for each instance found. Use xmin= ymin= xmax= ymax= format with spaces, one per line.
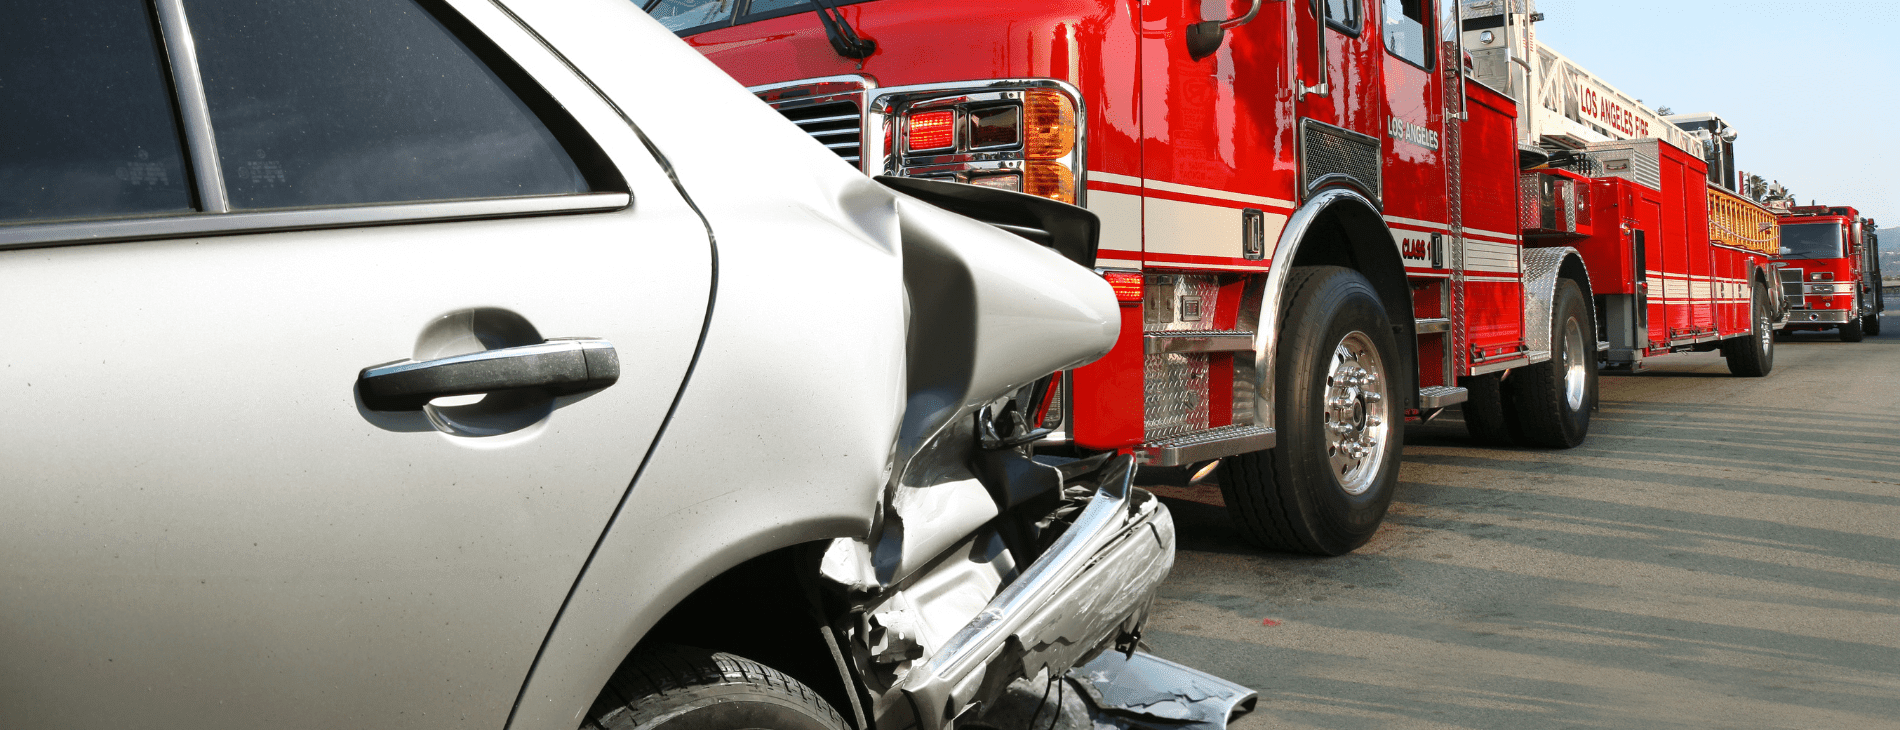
xmin=1070 ymin=651 xmax=1257 ymax=730
xmin=897 ymin=456 xmax=1177 ymax=729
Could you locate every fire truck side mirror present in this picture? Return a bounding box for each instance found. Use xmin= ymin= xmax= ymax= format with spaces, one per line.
xmin=1186 ymin=0 xmax=1266 ymax=61
xmin=1186 ymin=21 xmax=1226 ymax=60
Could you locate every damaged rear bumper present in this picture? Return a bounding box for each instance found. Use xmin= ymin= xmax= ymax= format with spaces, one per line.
xmin=900 ymin=455 xmax=1176 ymax=728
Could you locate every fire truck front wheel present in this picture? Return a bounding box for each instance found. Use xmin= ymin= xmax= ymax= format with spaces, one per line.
xmin=1504 ymin=279 xmax=1595 ymax=449
xmin=1723 ymin=282 xmax=1776 ymax=377
xmin=1840 ymin=317 xmax=1865 ymax=342
xmin=1218 ymin=266 xmax=1403 ymax=556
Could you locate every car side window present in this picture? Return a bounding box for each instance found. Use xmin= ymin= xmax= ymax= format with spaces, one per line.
xmin=0 ymin=1 xmax=194 ymax=224
xmin=183 ymin=0 xmax=590 ymax=209
xmin=1382 ymin=0 xmax=1432 ymax=68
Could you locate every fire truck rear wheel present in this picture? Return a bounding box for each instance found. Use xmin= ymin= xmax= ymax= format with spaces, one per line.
xmin=1724 ymin=282 xmax=1775 ymax=377
xmin=1458 ymin=372 xmax=1518 ymax=446
xmin=1840 ymin=317 xmax=1865 ymax=342
xmin=1863 ymin=314 xmax=1881 ymax=336
xmin=1504 ymin=279 xmax=1594 ymax=448
xmin=1218 ymin=266 xmax=1402 ymax=556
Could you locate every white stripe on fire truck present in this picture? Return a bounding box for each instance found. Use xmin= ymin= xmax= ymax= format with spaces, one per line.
xmin=1086 ymin=190 xmax=1144 ymax=259
xmin=1089 ymin=172 xmax=1298 ymax=210
xmin=1144 ymin=195 xmax=1283 ymax=268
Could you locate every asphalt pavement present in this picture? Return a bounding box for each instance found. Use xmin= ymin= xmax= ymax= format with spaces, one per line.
xmin=1142 ymin=318 xmax=1900 ymax=729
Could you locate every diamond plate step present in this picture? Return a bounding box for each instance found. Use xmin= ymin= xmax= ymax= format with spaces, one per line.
xmin=1137 ymin=424 xmax=1276 ymax=467
xmin=1144 ymin=330 xmax=1256 ymax=354
xmin=1418 ymin=386 xmax=1468 ymax=408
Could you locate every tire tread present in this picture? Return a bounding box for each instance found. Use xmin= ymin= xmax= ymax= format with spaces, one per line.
xmin=589 ymin=645 xmax=845 ymax=730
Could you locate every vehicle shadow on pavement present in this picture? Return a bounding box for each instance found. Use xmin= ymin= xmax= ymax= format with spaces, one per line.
xmin=1143 ymin=371 xmax=1900 ymax=729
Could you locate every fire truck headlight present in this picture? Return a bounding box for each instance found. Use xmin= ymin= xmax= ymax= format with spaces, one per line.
xmin=877 ymin=81 xmax=1085 ymax=205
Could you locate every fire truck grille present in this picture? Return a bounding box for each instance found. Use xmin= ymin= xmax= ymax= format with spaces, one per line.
xmin=1779 ymin=267 xmax=1805 ymax=309
xmin=1300 ymin=119 xmax=1383 ymax=203
xmin=773 ymin=100 xmax=863 ymax=165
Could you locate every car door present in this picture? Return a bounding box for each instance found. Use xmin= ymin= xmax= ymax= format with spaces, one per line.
xmin=0 ymin=1 xmax=711 ymax=728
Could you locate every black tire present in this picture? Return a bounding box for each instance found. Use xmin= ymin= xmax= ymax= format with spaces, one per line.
xmin=1865 ymin=313 xmax=1881 ymax=336
xmin=1218 ymin=266 xmax=1404 ymax=556
xmin=587 ymin=645 xmax=848 ymax=730
xmin=1504 ymin=279 xmax=1594 ymax=448
xmin=1459 ymin=372 xmax=1517 ymax=446
xmin=1724 ymin=281 xmax=1775 ymax=377
xmin=1840 ymin=317 xmax=1865 ymax=342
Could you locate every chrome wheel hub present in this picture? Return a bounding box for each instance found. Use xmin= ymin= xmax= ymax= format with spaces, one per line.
xmin=1323 ymin=331 xmax=1390 ymax=495
xmin=1561 ymin=317 xmax=1587 ymax=412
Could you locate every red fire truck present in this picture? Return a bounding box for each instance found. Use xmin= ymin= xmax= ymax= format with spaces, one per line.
xmin=1775 ymin=207 xmax=1883 ymax=340
xmin=652 ymin=0 xmax=1782 ymax=554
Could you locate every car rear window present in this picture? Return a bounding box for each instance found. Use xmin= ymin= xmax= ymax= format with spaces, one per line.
xmin=184 ymin=0 xmax=590 ymax=209
xmin=0 ymin=1 xmax=195 ymax=223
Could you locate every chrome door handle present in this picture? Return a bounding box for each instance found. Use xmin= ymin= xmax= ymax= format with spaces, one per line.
xmin=357 ymin=339 xmax=619 ymax=411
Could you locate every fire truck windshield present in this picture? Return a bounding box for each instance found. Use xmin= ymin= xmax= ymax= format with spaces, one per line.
xmin=645 ymin=0 xmax=872 ymax=33
xmin=1780 ymin=222 xmax=1844 ymax=260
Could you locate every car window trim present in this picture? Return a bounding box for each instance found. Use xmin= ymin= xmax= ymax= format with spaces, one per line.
xmin=0 ymin=192 xmax=630 ymax=251
xmin=152 ymin=0 xmax=229 ymax=212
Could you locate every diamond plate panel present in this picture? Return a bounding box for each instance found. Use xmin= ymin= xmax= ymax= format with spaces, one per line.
xmin=1146 ymin=274 xmax=1223 ymax=332
xmin=1584 ymin=139 xmax=1662 ymax=191
xmin=1520 ymin=246 xmax=1572 ymax=355
xmin=1144 ymin=353 xmax=1210 ymax=440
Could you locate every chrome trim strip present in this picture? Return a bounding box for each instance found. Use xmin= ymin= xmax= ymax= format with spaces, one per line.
xmin=0 ymin=193 xmax=630 ymax=250
xmin=1137 ymin=425 xmax=1276 ymax=467
xmin=1415 ymin=317 xmax=1452 ymax=333
xmin=153 ymin=0 xmax=229 ymax=213
xmin=1469 ymin=354 xmax=1535 ymax=376
xmin=1144 ymin=331 xmax=1257 ymax=354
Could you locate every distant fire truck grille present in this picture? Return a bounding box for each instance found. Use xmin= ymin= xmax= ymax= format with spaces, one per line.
xmin=1300 ymin=119 xmax=1382 ymax=203
xmin=772 ymin=99 xmax=863 ymax=166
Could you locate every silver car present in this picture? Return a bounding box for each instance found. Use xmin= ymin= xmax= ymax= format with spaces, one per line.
xmin=0 ymin=2 xmax=1175 ymax=730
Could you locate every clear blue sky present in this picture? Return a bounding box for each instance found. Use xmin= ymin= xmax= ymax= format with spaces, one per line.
xmin=1530 ymin=0 xmax=1898 ymax=227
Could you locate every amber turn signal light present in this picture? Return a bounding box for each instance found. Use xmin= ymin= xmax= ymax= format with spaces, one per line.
xmin=1023 ymin=90 xmax=1075 ymax=160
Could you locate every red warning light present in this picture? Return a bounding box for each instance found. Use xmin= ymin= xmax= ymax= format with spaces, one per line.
xmin=907 ymin=110 xmax=955 ymax=152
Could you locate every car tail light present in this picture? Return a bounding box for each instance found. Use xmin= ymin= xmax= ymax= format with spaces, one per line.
xmin=1102 ymin=270 xmax=1143 ymax=304
xmin=1024 ymin=90 xmax=1075 ymax=159
xmin=907 ymin=110 xmax=955 ymax=152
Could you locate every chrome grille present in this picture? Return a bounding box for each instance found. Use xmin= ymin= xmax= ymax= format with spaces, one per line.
xmin=1300 ymin=119 xmax=1382 ymax=203
xmin=1779 ymin=267 xmax=1805 ymax=309
xmin=753 ymin=77 xmax=870 ymax=170
xmin=777 ymin=100 xmax=863 ymax=165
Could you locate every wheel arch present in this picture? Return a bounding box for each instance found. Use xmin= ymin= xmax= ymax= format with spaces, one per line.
xmin=1250 ymin=188 xmax=1419 ymax=429
xmin=1520 ymin=246 xmax=1594 ymax=358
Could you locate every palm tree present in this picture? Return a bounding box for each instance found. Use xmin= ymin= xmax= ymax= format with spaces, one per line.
xmin=1745 ymin=174 xmax=1768 ymax=201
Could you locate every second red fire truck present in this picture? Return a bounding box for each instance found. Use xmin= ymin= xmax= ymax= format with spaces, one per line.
xmin=1775 ymin=206 xmax=1883 ymax=340
xmin=651 ymin=0 xmax=1785 ymax=555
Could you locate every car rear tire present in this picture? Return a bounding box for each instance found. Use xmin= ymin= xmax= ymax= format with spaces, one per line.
xmin=1505 ymin=279 xmax=1594 ymax=449
xmin=1840 ymin=317 xmax=1865 ymax=342
xmin=1219 ymin=266 xmax=1403 ymax=556
xmin=586 ymin=645 xmax=848 ymax=730
xmin=1724 ymin=282 xmax=1775 ymax=377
